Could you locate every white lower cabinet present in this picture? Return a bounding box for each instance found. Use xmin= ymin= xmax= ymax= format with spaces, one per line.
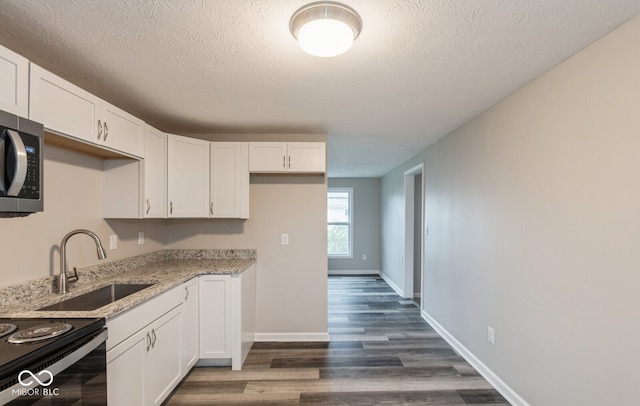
xmin=146 ymin=307 xmax=182 ymax=406
xmin=198 ymin=275 xmax=232 ymax=360
xmin=181 ymin=277 xmax=199 ymax=372
xmin=106 ymin=284 xmax=184 ymax=406
xmin=198 ymin=263 xmax=257 ymax=370
xmin=107 ymin=268 xmax=256 ymax=404
xmin=106 ymin=329 xmax=145 ymax=406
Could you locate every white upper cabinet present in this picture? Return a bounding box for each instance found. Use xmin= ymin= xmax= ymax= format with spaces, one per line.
xmin=97 ymin=101 xmax=144 ymax=158
xmin=30 ymin=63 xmax=98 ymax=141
xmin=143 ymin=125 xmax=167 ymax=218
xmin=0 ymin=44 xmax=28 ymax=117
xmin=287 ymin=142 xmax=326 ymax=172
xmin=29 ymin=63 xmax=143 ymax=158
xmin=249 ymin=142 xmax=325 ymax=173
xmin=167 ymin=134 xmax=210 ymax=218
xmin=210 ymin=142 xmax=249 ymax=219
xmin=248 ymin=142 xmax=288 ymax=172
xmin=103 ymin=125 xmax=166 ymax=219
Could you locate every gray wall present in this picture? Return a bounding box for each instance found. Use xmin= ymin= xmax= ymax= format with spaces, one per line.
xmin=381 ymin=15 xmax=640 ymax=406
xmin=328 ymin=178 xmax=381 ymax=273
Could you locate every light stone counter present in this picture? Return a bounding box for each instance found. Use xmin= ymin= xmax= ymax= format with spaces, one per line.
xmin=0 ymin=249 xmax=256 ymax=320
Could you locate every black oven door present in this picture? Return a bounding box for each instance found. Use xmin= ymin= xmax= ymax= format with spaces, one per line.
xmin=1 ymin=329 xmax=107 ymax=405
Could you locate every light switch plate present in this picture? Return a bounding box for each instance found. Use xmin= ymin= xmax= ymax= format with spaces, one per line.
xmin=281 ymin=234 xmax=289 ymax=245
xmin=110 ymin=234 xmax=118 ymax=250
xmin=138 ymin=232 xmax=144 ymax=245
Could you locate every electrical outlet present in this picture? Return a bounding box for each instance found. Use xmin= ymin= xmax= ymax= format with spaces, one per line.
xmin=109 ymin=234 xmax=118 ymax=250
xmin=281 ymin=233 xmax=289 ymax=245
xmin=138 ymin=232 xmax=144 ymax=245
xmin=362 ymin=254 xmax=367 ymax=260
xmin=488 ymin=327 xmax=495 ymax=345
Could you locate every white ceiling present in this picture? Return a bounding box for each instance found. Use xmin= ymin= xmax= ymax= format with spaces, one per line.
xmin=0 ymin=1 xmax=638 ymax=177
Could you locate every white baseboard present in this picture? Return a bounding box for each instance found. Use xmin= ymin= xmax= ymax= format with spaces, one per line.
xmin=328 ymin=269 xmax=380 ymax=275
xmin=254 ymin=332 xmax=330 ymax=342
xmin=379 ymin=272 xmax=405 ymax=297
xmin=421 ymin=310 xmax=530 ymax=406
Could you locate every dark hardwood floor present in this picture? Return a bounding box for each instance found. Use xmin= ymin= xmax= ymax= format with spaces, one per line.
xmin=164 ymin=275 xmax=509 ymax=405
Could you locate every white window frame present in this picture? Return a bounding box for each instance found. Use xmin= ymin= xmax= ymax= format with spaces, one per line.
xmin=327 ymin=187 xmax=353 ymax=258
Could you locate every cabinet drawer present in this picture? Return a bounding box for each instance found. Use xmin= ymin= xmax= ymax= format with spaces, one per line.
xmin=107 ymin=284 xmax=182 ymax=350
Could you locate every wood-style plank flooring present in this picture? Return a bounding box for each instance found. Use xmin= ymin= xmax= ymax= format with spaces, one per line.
xmin=164 ymin=275 xmax=509 ymax=405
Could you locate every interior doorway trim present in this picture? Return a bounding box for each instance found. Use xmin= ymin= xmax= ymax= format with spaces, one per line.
xmin=403 ymin=164 xmax=424 ymax=302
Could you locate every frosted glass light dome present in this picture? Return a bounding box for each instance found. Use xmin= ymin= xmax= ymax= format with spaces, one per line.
xmin=290 ymin=2 xmax=362 ymax=58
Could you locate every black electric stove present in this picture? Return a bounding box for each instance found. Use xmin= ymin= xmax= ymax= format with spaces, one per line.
xmin=0 ymin=318 xmax=105 ymax=393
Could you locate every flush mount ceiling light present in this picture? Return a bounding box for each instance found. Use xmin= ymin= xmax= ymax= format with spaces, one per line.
xmin=290 ymin=2 xmax=362 ymax=57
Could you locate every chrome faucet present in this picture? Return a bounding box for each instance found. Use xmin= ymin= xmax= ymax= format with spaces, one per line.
xmin=59 ymin=229 xmax=107 ymax=294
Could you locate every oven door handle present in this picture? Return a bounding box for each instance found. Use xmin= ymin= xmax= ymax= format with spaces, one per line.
xmin=0 ymin=329 xmax=108 ymax=405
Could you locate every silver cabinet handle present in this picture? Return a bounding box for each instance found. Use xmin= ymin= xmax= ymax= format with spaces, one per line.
xmin=288 ymin=155 xmax=291 ymax=169
xmin=103 ymin=121 xmax=109 ymax=141
xmin=151 ymin=329 xmax=157 ymax=349
xmin=146 ymin=199 xmax=151 ymax=215
xmin=97 ymin=120 xmax=103 ymax=140
xmin=185 ymin=286 xmax=189 ymax=300
xmin=282 ymin=155 xmax=286 ymax=169
xmin=0 ymin=129 xmax=28 ymax=196
xmin=210 ymin=202 xmax=213 ymax=216
xmin=146 ymin=332 xmax=151 ymax=352
xmin=170 ymin=201 xmax=173 ymax=215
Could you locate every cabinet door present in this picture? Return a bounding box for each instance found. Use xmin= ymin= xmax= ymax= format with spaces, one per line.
xmin=199 ymin=275 xmax=232 ymax=359
xmin=249 ymin=142 xmax=287 ymax=172
xmin=147 ymin=307 xmax=182 ymax=406
xmin=107 ymin=329 xmax=146 ymax=406
xmin=210 ymin=142 xmax=249 ymax=218
xmin=0 ymin=45 xmax=28 ymax=117
xmin=182 ymin=278 xmax=199 ymax=371
xmin=167 ymin=134 xmax=210 ymax=217
xmin=29 ymin=63 xmax=99 ymax=143
xmin=98 ymin=101 xmax=144 ymax=158
xmin=287 ymin=142 xmax=326 ymax=173
xmin=143 ymin=126 xmax=167 ymax=218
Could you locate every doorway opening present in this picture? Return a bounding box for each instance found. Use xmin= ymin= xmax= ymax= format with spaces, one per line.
xmin=403 ymin=164 xmax=424 ymax=308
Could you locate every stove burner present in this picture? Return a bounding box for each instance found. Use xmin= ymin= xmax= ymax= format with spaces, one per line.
xmin=7 ymin=322 xmax=73 ymax=344
xmin=0 ymin=323 xmax=17 ymax=338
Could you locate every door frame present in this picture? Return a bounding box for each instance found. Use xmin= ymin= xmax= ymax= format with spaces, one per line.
xmin=403 ymin=164 xmax=424 ymax=302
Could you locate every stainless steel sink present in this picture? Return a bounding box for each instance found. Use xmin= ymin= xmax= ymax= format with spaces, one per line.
xmin=39 ymin=283 xmax=154 ymax=311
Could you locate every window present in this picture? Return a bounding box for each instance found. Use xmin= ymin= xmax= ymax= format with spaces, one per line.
xmin=327 ymin=188 xmax=352 ymax=257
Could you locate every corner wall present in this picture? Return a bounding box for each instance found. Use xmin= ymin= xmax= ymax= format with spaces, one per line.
xmin=381 ymin=15 xmax=640 ymax=405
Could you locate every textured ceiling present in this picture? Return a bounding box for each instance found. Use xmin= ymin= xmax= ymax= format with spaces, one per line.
xmin=0 ymin=1 xmax=638 ymax=177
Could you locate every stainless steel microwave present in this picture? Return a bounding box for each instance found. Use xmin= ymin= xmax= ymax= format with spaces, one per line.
xmin=0 ymin=109 xmax=43 ymax=216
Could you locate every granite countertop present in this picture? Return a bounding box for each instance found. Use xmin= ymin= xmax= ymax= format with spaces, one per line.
xmin=0 ymin=249 xmax=256 ymax=320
